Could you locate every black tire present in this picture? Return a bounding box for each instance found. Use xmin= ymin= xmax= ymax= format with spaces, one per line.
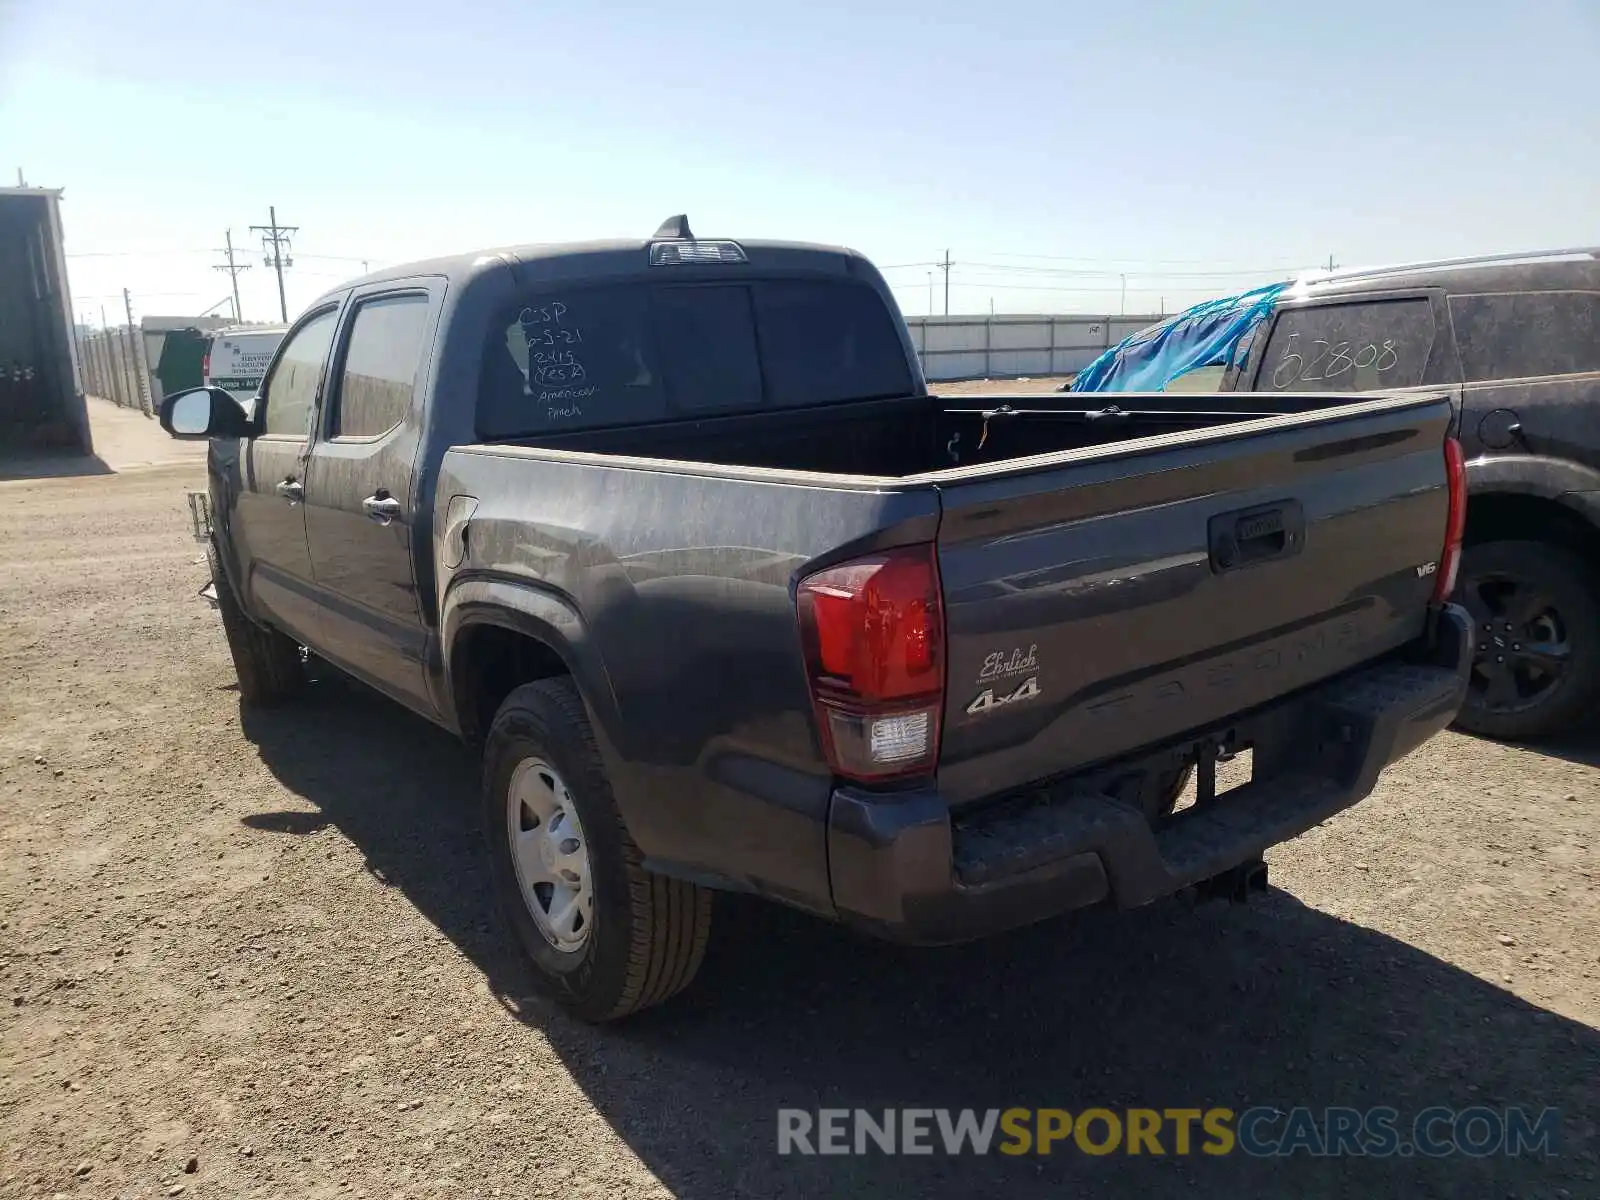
xmin=1452 ymin=539 xmax=1600 ymax=740
xmin=208 ymin=542 xmax=304 ymax=706
xmin=483 ymin=679 xmax=711 ymax=1021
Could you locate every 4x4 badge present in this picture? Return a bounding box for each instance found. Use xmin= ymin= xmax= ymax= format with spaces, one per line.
xmin=966 ymin=675 xmax=1040 ymax=716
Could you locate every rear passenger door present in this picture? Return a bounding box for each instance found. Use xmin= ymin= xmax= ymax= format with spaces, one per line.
xmin=302 ymin=285 xmax=440 ymax=716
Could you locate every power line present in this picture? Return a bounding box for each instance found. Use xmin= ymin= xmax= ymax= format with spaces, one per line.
xmin=75 ymin=290 xmax=215 ymax=299
xmin=954 ymin=281 xmax=1195 ymax=293
xmin=968 ymin=248 xmax=1319 ymax=267
xmin=899 ymin=277 xmax=1225 ymax=295
xmin=249 ymin=206 xmax=298 ymax=322
xmin=212 ymin=229 xmax=250 ymax=322
xmin=945 ymin=273 xmax=1286 ymax=291
xmin=65 ymin=248 xmax=212 ymax=258
xmin=957 ymin=260 xmax=1297 ymax=279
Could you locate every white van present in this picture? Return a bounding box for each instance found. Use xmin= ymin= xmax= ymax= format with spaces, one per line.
xmin=204 ymin=325 xmax=288 ymax=408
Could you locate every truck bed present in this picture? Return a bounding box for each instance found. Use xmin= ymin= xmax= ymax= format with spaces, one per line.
xmin=440 ymin=388 xmax=1455 ymax=813
xmin=488 ymin=390 xmax=1325 ymax=479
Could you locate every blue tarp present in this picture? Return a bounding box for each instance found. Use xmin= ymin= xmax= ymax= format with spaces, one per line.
xmin=1071 ymin=282 xmax=1289 ymax=393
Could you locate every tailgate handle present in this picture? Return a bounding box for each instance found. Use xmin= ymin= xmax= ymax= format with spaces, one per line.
xmin=1209 ymin=501 xmax=1304 ymax=572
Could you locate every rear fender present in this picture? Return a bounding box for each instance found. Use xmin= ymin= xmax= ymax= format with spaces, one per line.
xmin=439 ymin=576 xmax=624 ymax=747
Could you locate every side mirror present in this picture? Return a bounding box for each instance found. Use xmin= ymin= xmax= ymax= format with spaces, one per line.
xmin=159 ymin=387 xmax=255 ymax=440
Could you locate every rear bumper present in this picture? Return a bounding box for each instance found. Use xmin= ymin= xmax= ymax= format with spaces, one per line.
xmin=826 ymin=603 xmax=1471 ymax=945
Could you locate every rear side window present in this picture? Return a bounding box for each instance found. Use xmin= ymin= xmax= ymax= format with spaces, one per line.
xmin=1255 ymin=299 xmax=1435 ymax=392
xmin=332 ymin=295 xmax=431 ymax=438
xmin=476 ymin=279 xmax=912 ymax=438
xmin=1449 ymin=291 xmax=1600 ymax=382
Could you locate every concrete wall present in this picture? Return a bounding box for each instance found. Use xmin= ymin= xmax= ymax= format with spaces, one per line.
xmin=902 ymin=313 xmax=1160 ymax=382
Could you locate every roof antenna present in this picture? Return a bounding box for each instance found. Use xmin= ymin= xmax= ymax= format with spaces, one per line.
xmin=653 ymin=214 xmax=693 ymax=240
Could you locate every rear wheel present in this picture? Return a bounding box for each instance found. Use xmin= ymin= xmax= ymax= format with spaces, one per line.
xmin=208 ymin=542 xmax=304 ymax=706
xmin=1452 ymin=539 xmax=1600 ymax=740
xmin=483 ymin=678 xmax=711 ymax=1021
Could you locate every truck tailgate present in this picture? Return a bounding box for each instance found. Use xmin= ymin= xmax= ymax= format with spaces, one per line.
xmin=932 ymin=393 xmax=1455 ymax=806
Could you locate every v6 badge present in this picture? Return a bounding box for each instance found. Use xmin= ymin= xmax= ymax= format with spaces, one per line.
xmin=966 ymin=675 xmax=1040 ymax=716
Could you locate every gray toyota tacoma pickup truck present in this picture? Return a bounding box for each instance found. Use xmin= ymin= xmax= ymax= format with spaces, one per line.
xmin=160 ymin=216 xmax=1472 ymax=1021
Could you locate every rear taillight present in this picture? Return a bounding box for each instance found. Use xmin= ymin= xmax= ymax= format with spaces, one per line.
xmin=1434 ymin=436 xmax=1466 ymax=602
xmin=796 ymin=543 xmax=945 ymax=782
xmin=201 ymin=351 xmax=210 ymax=380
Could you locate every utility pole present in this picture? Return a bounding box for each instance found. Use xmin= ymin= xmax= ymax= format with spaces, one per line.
xmin=1119 ymin=273 xmax=1127 ymax=316
xmin=1326 ymin=253 xmax=1337 ymax=272
xmin=250 ymin=206 xmax=298 ymax=322
xmin=939 ymin=249 xmax=952 ymax=317
xmin=88 ymin=312 xmax=103 ymax=401
xmin=73 ymin=315 xmax=89 ymax=399
xmin=97 ymin=315 xmax=113 ymax=404
xmin=926 ymin=271 xmax=933 ymax=316
xmin=123 ymin=288 xmax=148 ymax=415
xmin=101 ymin=304 xmax=124 ymax=409
xmin=213 ymin=229 xmax=250 ymax=321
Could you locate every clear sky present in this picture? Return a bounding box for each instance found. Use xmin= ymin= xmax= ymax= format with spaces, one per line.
xmin=2 ymin=0 xmax=1595 ymax=326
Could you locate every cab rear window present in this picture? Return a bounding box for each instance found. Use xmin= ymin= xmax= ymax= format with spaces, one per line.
xmin=476 ymin=279 xmax=913 ymax=438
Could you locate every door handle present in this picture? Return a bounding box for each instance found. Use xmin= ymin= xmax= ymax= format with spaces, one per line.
xmin=1208 ymin=500 xmax=1305 ymax=573
xmin=362 ymin=492 xmax=402 ymax=524
xmin=275 ymin=479 xmax=303 ymax=503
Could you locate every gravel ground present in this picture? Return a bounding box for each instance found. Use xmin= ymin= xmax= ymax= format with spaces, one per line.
xmin=1 ymin=407 xmax=1597 ymax=1199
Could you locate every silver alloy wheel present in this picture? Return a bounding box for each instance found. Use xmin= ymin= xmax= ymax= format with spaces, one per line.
xmin=506 ymin=757 xmax=595 ymax=953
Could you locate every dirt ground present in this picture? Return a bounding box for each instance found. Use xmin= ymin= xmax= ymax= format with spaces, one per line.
xmin=931 ymin=375 xmax=1074 ymax=395
xmin=1 ymin=401 xmax=1597 ymax=1199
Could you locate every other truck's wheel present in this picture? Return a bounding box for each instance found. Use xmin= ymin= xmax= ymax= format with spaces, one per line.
xmin=208 ymin=542 xmax=304 ymax=707
xmin=483 ymin=679 xmax=711 ymax=1022
xmin=1452 ymin=540 xmax=1600 ymax=740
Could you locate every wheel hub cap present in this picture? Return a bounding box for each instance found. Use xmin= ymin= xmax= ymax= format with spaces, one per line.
xmin=506 ymin=757 xmax=595 ymax=954
xmin=1459 ymin=572 xmax=1572 ymax=714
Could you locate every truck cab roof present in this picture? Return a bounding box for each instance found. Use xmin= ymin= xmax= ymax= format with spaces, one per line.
xmin=314 ymin=215 xmax=878 ymax=307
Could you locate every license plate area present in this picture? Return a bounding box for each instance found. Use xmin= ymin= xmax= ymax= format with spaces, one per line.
xmin=187 ymin=491 xmax=212 ymax=543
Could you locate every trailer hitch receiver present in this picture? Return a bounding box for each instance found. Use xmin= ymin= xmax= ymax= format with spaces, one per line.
xmin=1196 ymin=859 xmax=1269 ymax=904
